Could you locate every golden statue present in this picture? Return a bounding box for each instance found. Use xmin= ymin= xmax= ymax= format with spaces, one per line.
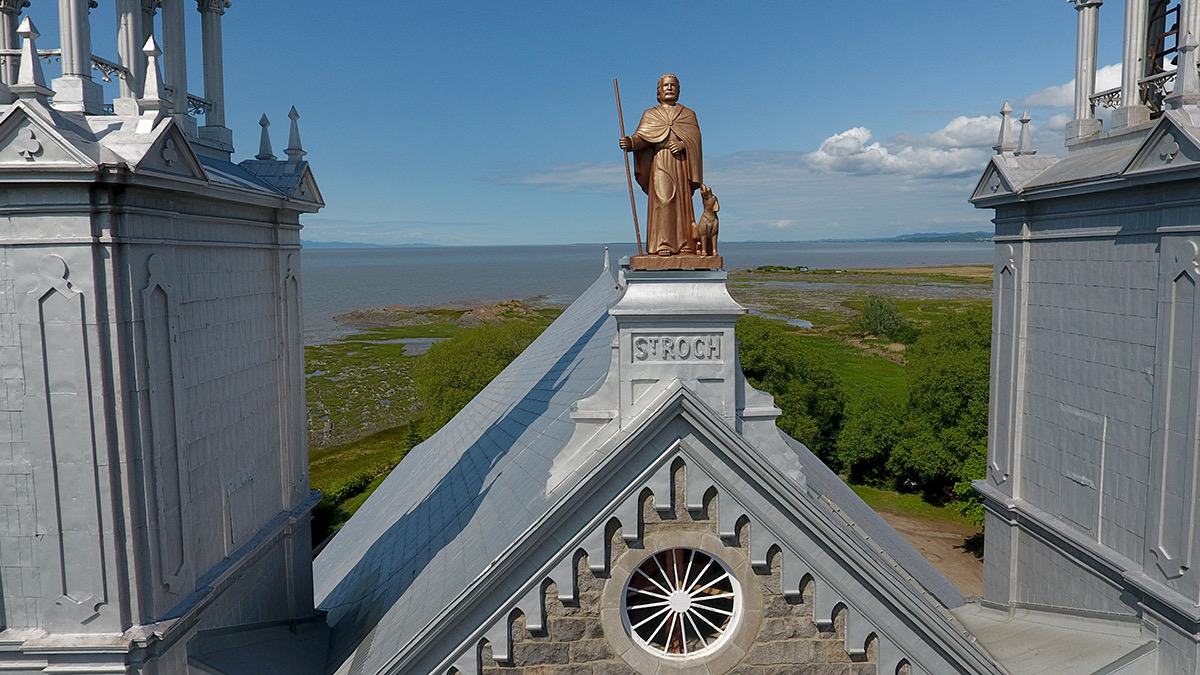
xmin=619 ymin=74 xmax=706 ymax=261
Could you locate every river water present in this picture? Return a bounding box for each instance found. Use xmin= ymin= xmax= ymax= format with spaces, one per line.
xmin=301 ymin=240 xmax=993 ymax=345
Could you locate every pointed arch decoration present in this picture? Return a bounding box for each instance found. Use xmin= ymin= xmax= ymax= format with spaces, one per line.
xmin=141 ymin=252 xmax=190 ymax=592
xmin=1150 ymin=238 xmax=1200 ymax=579
xmin=990 ymin=243 xmax=1023 ymax=487
xmin=24 ymin=254 xmax=109 ymax=625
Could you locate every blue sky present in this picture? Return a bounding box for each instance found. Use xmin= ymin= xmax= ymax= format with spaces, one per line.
xmin=24 ymin=2 xmax=1131 ymax=245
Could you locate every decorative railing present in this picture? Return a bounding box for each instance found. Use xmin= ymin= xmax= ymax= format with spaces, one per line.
xmin=0 ymin=50 xmax=128 ymax=83
xmin=89 ymin=54 xmax=126 ymax=83
xmin=1088 ymin=69 xmax=1180 ymax=115
xmin=186 ymin=93 xmax=211 ymax=116
xmin=0 ymin=47 xmax=60 ymax=70
xmin=1140 ymin=69 xmax=1177 ymax=112
xmin=1090 ymin=86 xmax=1121 ymax=110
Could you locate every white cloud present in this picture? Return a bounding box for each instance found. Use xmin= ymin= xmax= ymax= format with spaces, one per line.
xmin=896 ymin=115 xmax=999 ymax=148
xmin=803 ymin=125 xmax=992 ymax=178
xmin=1019 ymin=63 xmax=1122 ymax=108
xmin=487 ymin=161 xmax=625 ymax=193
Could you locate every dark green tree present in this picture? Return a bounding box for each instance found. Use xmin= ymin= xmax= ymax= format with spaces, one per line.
xmin=835 ymin=391 xmax=905 ymax=484
xmin=412 ymin=321 xmax=544 ymax=432
xmin=737 ymin=315 xmax=845 ymax=464
xmin=887 ymin=305 xmax=991 ymax=506
xmin=850 ymin=295 xmax=919 ymax=344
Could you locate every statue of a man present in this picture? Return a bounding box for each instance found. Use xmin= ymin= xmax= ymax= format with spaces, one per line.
xmin=619 ymin=73 xmax=703 ymax=256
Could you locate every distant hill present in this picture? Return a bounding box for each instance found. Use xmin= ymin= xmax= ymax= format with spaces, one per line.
xmin=301 ymin=240 xmax=440 ymax=249
xmin=738 ymin=231 xmax=994 ymax=244
xmin=888 ymin=231 xmax=992 ymax=243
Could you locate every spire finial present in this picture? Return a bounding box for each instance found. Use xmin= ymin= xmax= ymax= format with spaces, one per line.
xmin=139 ymin=35 xmax=168 ymax=111
xmin=12 ymin=17 xmax=52 ymax=102
xmin=993 ymin=101 xmax=1016 ymax=155
xmin=257 ymin=114 xmax=277 ymax=160
xmin=285 ymin=106 xmax=306 ymax=162
xmin=1015 ymin=110 xmax=1037 ymax=156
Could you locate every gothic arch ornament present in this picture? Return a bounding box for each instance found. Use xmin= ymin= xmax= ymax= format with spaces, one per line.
xmin=1150 ymin=238 xmax=1200 ymax=579
xmin=990 ymin=243 xmax=1021 ymax=487
xmin=23 ymin=254 xmax=110 ymax=626
xmin=141 ymin=253 xmax=190 ymax=593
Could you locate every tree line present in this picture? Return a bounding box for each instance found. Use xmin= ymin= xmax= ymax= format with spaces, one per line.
xmin=739 ymin=300 xmax=991 ymax=525
xmin=342 ymin=297 xmax=991 ymax=533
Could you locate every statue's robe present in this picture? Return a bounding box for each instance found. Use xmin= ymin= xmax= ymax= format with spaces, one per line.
xmin=632 ymin=104 xmax=702 ymax=256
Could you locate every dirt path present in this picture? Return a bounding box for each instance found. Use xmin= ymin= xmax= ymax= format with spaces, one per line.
xmin=874 ymin=511 xmax=983 ymax=597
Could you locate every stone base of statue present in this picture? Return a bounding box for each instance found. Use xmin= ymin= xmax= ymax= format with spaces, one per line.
xmin=630 ymin=254 xmax=723 ymax=270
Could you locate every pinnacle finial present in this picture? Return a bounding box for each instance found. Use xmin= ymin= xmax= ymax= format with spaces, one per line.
xmin=12 ymin=16 xmax=52 ymax=102
xmin=139 ymin=35 xmax=168 ymax=111
xmin=257 ymin=114 xmax=277 ymax=160
xmin=285 ymin=106 xmax=306 ymax=162
xmin=993 ymin=101 xmax=1016 ymax=155
xmin=1015 ymin=110 xmax=1037 ymax=156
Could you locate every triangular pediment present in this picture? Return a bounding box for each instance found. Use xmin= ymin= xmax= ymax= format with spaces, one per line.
xmin=970 ymin=158 xmax=1015 ymax=202
xmin=339 ymin=383 xmax=998 ymax=675
xmin=1125 ymin=115 xmax=1200 ymax=175
xmin=134 ymin=121 xmax=207 ymax=182
xmin=0 ymin=102 xmax=96 ymax=170
xmin=290 ymin=163 xmax=323 ymax=205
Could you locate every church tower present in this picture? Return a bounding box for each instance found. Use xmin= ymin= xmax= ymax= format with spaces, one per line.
xmin=970 ymin=1 xmax=1200 ymax=671
xmin=0 ymin=3 xmax=323 ymax=672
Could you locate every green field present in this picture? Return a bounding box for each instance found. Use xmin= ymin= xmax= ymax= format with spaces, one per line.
xmin=305 ymin=301 xmax=560 ymax=542
xmin=306 ymin=267 xmax=993 ymax=543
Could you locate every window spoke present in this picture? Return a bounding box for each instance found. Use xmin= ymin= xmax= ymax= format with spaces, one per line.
xmin=625 ymin=548 xmax=738 ymax=658
xmin=631 ymin=605 xmax=672 ymax=631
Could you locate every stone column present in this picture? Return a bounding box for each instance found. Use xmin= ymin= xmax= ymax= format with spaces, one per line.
xmin=159 ymin=0 xmax=196 ymax=136
xmin=160 ymin=0 xmax=186 ymax=107
xmin=1168 ymin=0 xmax=1200 ymax=107
xmin=116 ymin=0 xmax=144 ymax=101
xmin=53 ymin=0 xmax=102 ymax=113
xmin=1114 ymin=0 xmax=1151 ymax=127
xmin=0 ymin=0 xmax=29 ymax=86
xmin=197 ymin=0 xmax=232 ymax=150
xmin=198 ymin=0 xmax=228 ymax=126
xmin=141 ymin=0 xmax=158 ymax=46
xmin=1067 ymin=0 xmax=1104 ymax=141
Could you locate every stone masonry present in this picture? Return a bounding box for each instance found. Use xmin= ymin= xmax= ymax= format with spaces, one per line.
xmin=478 ymin=464 xmax=879 ymax=674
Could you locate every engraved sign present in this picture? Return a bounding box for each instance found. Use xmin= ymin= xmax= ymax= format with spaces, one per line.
xmin=633 ymin=335 xmax=722 ymax=362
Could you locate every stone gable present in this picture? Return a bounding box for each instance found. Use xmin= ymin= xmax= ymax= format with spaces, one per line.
xmin=473 ymin=465 xmax=886 ymax=674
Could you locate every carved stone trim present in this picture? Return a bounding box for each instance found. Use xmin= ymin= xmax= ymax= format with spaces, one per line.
xmin=1149 ymin=238 xmax=1200 ymax=580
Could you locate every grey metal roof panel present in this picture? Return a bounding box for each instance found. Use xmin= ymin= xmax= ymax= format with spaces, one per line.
xmin=197 ymin=154 xmax=287 ymax=194
xmin=1022 ymin=144 xmax=1138 ymax=190
xmin=782 ymin=434 xmax=966 ymax=609
xmin=997 ymin=154 xmax=1059 ymax=191
xmin=312 ymin=265 xmax=622 ymax=672
xmin=239 ymin=158 xmax=306 ymax=193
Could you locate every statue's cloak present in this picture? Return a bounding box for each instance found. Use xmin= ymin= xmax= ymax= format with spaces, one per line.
xmin=631 ymin=104 xmax=703 ymax=194
xmin=632 ymin=104 xmax=703 ymax=255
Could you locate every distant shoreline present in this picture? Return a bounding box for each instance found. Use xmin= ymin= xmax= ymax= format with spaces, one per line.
xmin=301 ymin=240 xmax=994 ymax=346
xmin=301 ymin=232 xmax=992 ymax=249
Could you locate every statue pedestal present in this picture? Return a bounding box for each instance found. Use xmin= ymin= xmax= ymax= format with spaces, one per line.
xmin=629 ymin=254 xmax=722 ymax=270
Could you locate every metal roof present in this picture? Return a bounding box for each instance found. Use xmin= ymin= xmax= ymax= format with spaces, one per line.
xmin=312 ymin=261 xmax=966 ymax=673
xmin=313 ymin=263 xmax=623 ymax=671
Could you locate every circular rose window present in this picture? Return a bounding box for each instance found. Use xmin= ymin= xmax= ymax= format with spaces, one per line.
xmin=622 ymin=548 xmax=741 ymax=657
